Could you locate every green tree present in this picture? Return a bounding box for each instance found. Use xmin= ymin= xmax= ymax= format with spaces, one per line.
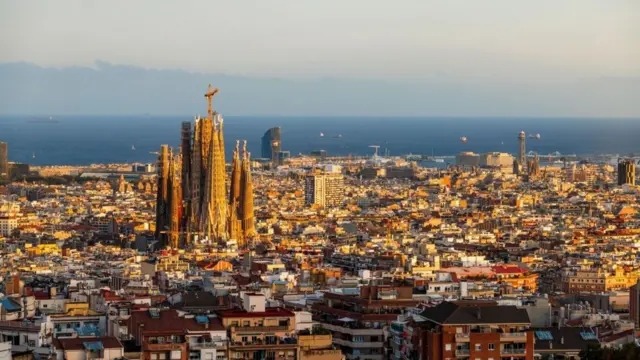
xmin=580 ymin=343 xmax=640 ymax=360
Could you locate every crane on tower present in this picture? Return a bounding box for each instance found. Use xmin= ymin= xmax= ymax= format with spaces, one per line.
xmin=204 ymin=84 xmax=220 ymax=119
xmin=369 ymin=145 xmax=380 ymax=158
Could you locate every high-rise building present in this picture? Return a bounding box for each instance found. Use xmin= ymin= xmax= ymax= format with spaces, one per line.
xmin=304 ymin=172 xmax=344 ymax=208
xmin=261 ymin=127 xmax=282 ymax=163
xmin=155 ymin=85 xmax=256 ymax=248
xmin=518 ymin=130 xmax=526 ymax=169
xmin=617 ymin=159 xmax=636 ymax=186
xmin=0 ymin=142 xmax=8 ymax=179
xmin=631 ymin=281 xmax=640 ymax=329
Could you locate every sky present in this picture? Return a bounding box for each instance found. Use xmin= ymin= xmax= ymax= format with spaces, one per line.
xmin=0 ymin=1 xmax=638 ymax=116
xmin=2 ymin=0 xmax=638 ymax=80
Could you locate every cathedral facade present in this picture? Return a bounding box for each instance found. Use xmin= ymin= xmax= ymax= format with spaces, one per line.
xmin=155 ymin=85 xmax=255 ymax=249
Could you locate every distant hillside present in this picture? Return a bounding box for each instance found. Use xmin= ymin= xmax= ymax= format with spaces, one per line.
xmin=0 ymin=61 xmax=638 ymax=117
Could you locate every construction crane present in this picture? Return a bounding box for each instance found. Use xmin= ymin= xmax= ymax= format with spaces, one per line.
xmin=369 ymin=145 xmax=380 ymax=158
xmin=204 ymin=84 xmax=220 ymax=119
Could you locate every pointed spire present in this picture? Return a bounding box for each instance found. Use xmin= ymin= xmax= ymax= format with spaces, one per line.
xmin=240 ymin=140 xmax=255 ymax=242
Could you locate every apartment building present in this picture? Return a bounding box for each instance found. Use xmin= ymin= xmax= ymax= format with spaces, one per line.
xmin=127 ymin=308 xmax=227 ymax=360
xmin=417 ymin=301 xmax=533 ymax=360
xmin=218 ymin=293 xmax=298 ymax=360
xmin=312 ymin=285 xmax=420 ymax=360
xmin=304 ymin=173 xmax=344 ymax=208
xmin=563 ymin=268 xmax=639 ymax=294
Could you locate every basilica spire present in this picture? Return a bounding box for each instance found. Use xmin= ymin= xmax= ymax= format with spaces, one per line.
xmin=228 ymin=140 xmax=243 ymax=242
xmin=240 ymin=140 xmax=256 ymax=242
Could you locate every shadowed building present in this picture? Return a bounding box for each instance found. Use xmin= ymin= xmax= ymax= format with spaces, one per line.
xmin=0 ymin=142 xmax=7 ymax=179
xmin=261 ymin=127 xmax=282 ymax=165
xmin=154 ymin=145 xmax=182 ymax=248
xmin=618 ymin=159 xmax=636 ymax=186
xmin=228 ymin=140 xmax=256 ymax=247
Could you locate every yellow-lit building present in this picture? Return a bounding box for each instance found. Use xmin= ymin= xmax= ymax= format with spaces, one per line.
xmin=219 ymin=293 xmax=298 ymax=360
xmin=564 ymin=268 xmax=640 ymax=293
xmin=25 ymin=243 xmax=61 ymax=257
xmin=298 ymin=333 xmax=343 ymax=360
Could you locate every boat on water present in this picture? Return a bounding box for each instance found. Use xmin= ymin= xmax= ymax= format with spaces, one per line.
xmin=28 ymin=116 xmax=60 ymax=124
xmin=332 ymin=134 xmax=343 ymax=138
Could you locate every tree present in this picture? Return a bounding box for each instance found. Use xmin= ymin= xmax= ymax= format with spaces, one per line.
xmin=580 ymin=343 xmax=640 ymax=360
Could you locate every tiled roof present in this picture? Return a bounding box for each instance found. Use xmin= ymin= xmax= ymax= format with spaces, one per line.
xmin=420 ymin=301 xmax=530 ymax=325
xmin=52 ymin=336 xmax=123 ymax=351
xmin=217 ymin=307 xmax=295 ymax=319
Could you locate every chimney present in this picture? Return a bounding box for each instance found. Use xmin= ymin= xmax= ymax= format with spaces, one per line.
xmin=560 ymin=336 xmax=564 ymax=345
xmin=549 ymin=341 xmax=553 ymax=349
xmin=477 ymin=308 xmax=481 ymax=320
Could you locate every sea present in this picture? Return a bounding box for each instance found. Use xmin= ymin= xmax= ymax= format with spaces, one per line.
xmin=0 ymin=116 xmax=639 ymax=166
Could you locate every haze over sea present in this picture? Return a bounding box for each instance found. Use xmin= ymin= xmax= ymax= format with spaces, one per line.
xmin=0 ymin=116 xmax=639 ymax=166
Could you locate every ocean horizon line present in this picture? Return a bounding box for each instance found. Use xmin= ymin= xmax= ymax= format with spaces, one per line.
xmin=2 ymin=114 xmax=640 ymax=121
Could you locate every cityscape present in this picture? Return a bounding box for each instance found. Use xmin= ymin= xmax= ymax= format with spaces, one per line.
xmin=1 ymin=1 xmax=639 ymax=360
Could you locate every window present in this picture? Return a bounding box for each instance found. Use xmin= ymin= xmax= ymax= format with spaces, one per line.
xmin=475 ymin=343 xmax=482 ymax=351
xmin=445 ymin=344 xmax=452 ymax=351
xmin=488 ymin=343 xmax=495 ymax=351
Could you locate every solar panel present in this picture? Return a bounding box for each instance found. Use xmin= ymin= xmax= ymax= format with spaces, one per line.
xmin=580 ymin=331 xmax=597 ymax=340
xmin=535 ymin=331 xmax=553 ymax=341
xmin=83 ymin=341 xmax=104 ymax=351
xmin=195 ymin=315 xmax=210 ymax=324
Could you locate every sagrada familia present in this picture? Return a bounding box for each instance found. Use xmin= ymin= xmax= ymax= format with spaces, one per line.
xmin=154 ymin=85 xmax=255 ymax=249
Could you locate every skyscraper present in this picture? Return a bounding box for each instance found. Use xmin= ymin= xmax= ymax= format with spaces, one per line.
xmin=618 ymin=159 xmax=636 ymax=186
xmin=304 ymin=171 xmax=345 ymax=208
xmin=518 ymin=131 xmax=526 ymax=169
xmin=155 ymin=85 xmax=256 ymax=248
xmin=261 ymin=127 xmax=282 ymax=163
xmin=0 ymin=142 xmax=7 ymax=179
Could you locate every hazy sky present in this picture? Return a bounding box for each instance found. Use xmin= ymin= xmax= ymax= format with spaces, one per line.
xmin=1 ymin=0 xmax=638 ymax=81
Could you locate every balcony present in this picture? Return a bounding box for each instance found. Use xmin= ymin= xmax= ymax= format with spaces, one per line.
xmin=0 ymin=320 xmax=40 ymax=332
xmin=321 ymin=323 xmax=384 ymax=336
xmin=142 ymin=341 xmax=186 ymax=352
xmin=332 ymin=338 xmax=384 ymax=348
xmin=233 ymin=325 xmax=289 ymax=333
xmin=455 ymin=333 xmax=470 ymax=342
xmin=500 ymin=332 xmax=527 ymax=342
xmin=229 ymin=338 xmax=298 ymax=350
xmin=455 ymin=349 xmax=470 ymax=356
xmin=501 ymin=348 xmax=527 ymax=355
xmin=189 ymin=341 xmax=226 ymax=350
xmin=313 ymin=304 xmax=404 ymax=321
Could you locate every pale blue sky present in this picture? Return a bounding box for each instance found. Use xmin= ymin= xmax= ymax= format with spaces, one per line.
xmin=1 ymin=0 xmax=638 ymax=81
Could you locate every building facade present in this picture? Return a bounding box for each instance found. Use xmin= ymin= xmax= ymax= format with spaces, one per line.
xmin=0 ymin=142 xmax=7 ymax=180
xmin=618 ymin=159 xmax=636 ymax=186
xmin=312 ymin=285 xmax=420 ymax=360
xmin=261 ymin=127 xmax=282 ymax=163
xmin=304 ymin=173 xmax=344 ymax=208
xmin=154 ymin=85 xmax=256 ymax=248
xmin=418 ymin=301 xmax=534 ymax=360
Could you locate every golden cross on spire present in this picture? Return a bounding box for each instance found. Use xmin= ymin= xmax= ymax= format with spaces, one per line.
xmin=204 ymin=84 xmax=219 ymax=119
